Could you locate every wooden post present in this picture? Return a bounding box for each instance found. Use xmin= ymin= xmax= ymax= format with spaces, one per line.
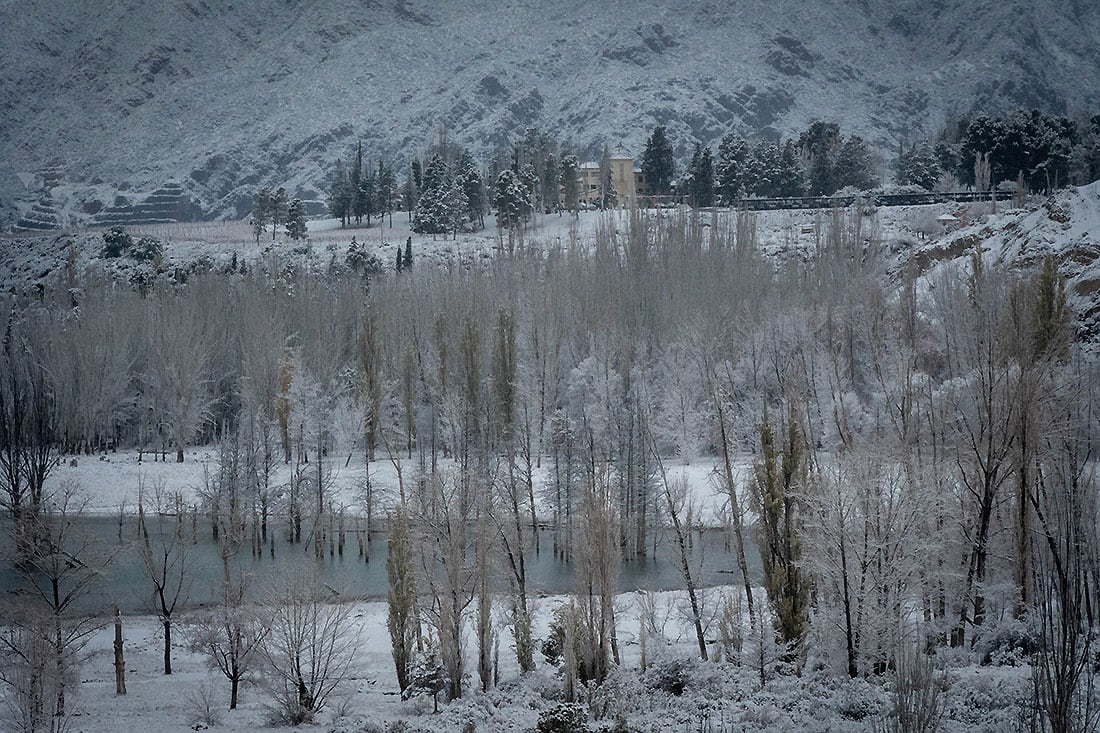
xmin=113 ymin=607 xmax=126 ymax=695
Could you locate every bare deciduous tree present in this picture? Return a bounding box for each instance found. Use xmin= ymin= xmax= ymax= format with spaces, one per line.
xmin=185 ymin=563 xmax=268 ymax=710
xmin=0 ymin=483 xmax=111 ymax=731
xmin=261 ymin=567 xmax=361 ymax=724
xmin=136 ymin=478 xmax=193 ymax=675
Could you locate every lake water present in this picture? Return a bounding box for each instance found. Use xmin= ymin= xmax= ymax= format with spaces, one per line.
xmin=0 ymin=515 xmax=761 ymax=615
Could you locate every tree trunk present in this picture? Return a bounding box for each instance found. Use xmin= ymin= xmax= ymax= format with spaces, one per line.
xmin=114 ymin=609 xmax=126 ymax=695
xmin=163 ymin=619 xmax=172 ymax=675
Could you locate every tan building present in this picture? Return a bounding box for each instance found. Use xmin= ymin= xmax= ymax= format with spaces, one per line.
xmin=578 ymin=153 xmax=649 ymax=206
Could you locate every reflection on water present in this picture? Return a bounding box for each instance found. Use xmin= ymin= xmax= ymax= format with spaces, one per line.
xmin=0 ymin=516 xmax=761 ymax=614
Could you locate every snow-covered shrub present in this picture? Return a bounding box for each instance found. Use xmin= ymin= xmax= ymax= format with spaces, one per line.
xmin=590 ymin=667 xmax=647 ymax=721
xmin=642 ymin=655 xmax=695 ymax=696
xmin=541 ymin=605 xmax=580 ymax=670
xmin=346 ymin=238 xmax=384 ymax=275
xmin=541 ymin=628 xmax=564 ymax=667
xmin=535 ymin=703 xmax=590 ymax=733
xmin=942 ymin=668 xmax=1029 ymax=731
xmin=835 ymin=676 xmax=887 ymax=721
xmin=401 ymin=652 xmax=448 ymax=705
xmin=642 ymin=651 xmax=717 ymax=695
xmin=100 ymin=226 xmax=132 ymax=258
xmin=130 ymin=235 xmax=163 ymax=261
xmin=355 ymin=722 xmax=384 ymax=733
xmin=975 ymin=617 xmax=1037 ymax=667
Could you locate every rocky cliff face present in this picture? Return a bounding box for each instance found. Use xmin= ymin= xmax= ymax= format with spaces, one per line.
xmin=3 ymin=0 xmax=1098 ymax=228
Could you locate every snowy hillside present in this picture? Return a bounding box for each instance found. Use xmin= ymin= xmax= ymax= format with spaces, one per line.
xmin=911 ymin=181 xmax=1100 ymax=341
xmin=2 ymin=0 xmax=1099 ymax=228
xmin=6 ymin=184 xmax=1100 ymax=343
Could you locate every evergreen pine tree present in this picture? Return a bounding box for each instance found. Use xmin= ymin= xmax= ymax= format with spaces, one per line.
xmin=404 ymin=237 xmax=413 ymax=269
xmin=252 ymin=188 xmax=272 ymax=243
xmin=799 ymin=121 xmax=842 ymax=195
xmin=329 ymin=160 xmax=352 ymax=226
xmin=494 ymin=169 xmax=530 ymax=228
xmin=351 ymin=142 xmax=364 ymax=224
xmin=358 ymin=163 xmax=375 ymax=226
xmin=895 ymin=143 xmax=942 ymax=190
xmin=775 ymin=141 xmax=806 ymax=197
xmin=444 ymin=177 xmax=470 ymax=239
xmin=598 ymin=146 xmax=616 ymax=209
xmin=422 ymin=154 xmax=446 ymax=192
xmin=270 ymin=187 xmax=288 ymax=240
xmin=834 ymin=135 xmax=876 ymax=191
xmin=412 ymin=154 xmax=452 ymax=236
xmin=717 ymin=133 xmax=750 ymax=203
xmin=559 ymin=154 xmax=580 ymax=216
xmin=686 ymin=143 xmax=715 ymax=207
xmin=456 ymin=151 xmax=485 ymax=230
xmin=541 ymin=151 xmax=560 ymax=214
xmin=959 ymin=115 xmax=1007 ymax=187
xmin=377 ymin=160 xmax=396 ymax=227
xmin=641 ymin=126 xmax=675 ymax=196
xmin=285 ymin=198 xmax=308 ymax=240
xmin=740 ymin=142 xmax=773 ymax=197
xmin=517 ymin=163 xmax=538 ymax=222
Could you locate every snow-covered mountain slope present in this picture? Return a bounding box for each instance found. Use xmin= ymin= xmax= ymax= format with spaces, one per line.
xmin=3 ymin=0 xmax=1097 ymax=228
xmin=911 ymin=181 xmax=1100 ymax=340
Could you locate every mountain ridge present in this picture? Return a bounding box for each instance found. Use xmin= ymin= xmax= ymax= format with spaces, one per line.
xmin=3 ymin=0 xmax=1098 ymax=228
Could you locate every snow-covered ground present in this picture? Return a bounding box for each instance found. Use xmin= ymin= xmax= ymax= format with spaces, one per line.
xmin=58 ymin=587 xmax=1031 ymax=733
xmin=45 ymin=446 xmax=753 ymax=525
xmin=0 ymin=196 xmax=1022 ymax=295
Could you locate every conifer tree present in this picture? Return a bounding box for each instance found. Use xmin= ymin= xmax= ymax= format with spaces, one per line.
xmin=749 ymin=142 xmax=782 ymax=197
xmin=456 ymin=152 xmax=485 ymax=230
xmin=252 ymin=188 xmax=272 ymax=243
xmin=799 ymin=121 xmax=843 ymax=195
xmin=641 ymin=126 xmax=675 ymax=196
xmin=775 ymin=141 xmax=806 ymax=197
xmin=377 ymin=160 xmax=396 ymax=227
xmin=351 ymin=142 xmax=364 ymax=224
xmin=895 ymin=143 xmax=942 ymax=190
xmin=686 ymin=143 xmax=715 ymax=207
xmin=559 ymin=154 xmax=580 ymax=216
xmin=494 ymin=169 xmax=529 ymax=228
xmin=598 ymin=147 xmax=616 ymax=209
xmin=412 ymin=154 xmax=453 ymax=236
xmin=328 ymin=161 xmax=352 ymax=227
xmin=285 ymin=198 xmax=307 ymax=240
xmin=541 ymin=151 xmax=560 ymax=214
xmin=717 ymin=133 xmax=750 ymax=203
xmin=834 ymin=135 xmax=876 ymax=191
xmin=270 ymin=187 xmax=288 ymax=240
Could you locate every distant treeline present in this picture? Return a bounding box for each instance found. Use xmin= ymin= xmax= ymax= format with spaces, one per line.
xmin=293 ymin=110 xmax=1100 ymax=236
